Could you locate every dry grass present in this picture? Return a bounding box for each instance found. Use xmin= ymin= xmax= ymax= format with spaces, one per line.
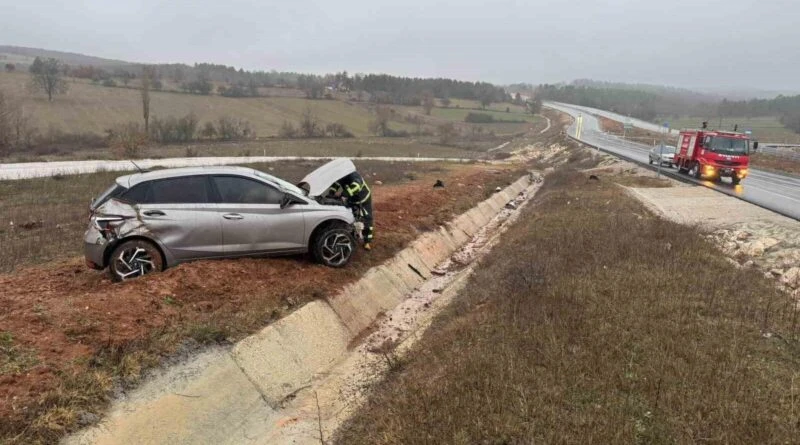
xmin=5 ymin=136 xmax=484 ymax=163
xmin=750 ymin=152 xmax=800 ymax=176
xmin=335 ymin=167 xmax=800 ymax=444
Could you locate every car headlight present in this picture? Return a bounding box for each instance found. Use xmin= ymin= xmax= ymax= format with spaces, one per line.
xmin=737 ymin=169 xmax=748 ymax=178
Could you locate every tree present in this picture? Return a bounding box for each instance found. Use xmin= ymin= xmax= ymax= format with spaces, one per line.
xmin=421 ymin=91 xmax=435 ymax=115
xmin=513 ymin=92 xmax=523 ymax=105
xmin=479 ymin=93 xmax=493 ymax=109
xmin=299 ymin=106 xmax=320 ymax=138
xmin=439 ymin=97 xmax=451 ymax=108
xmin=4 ymin=63 xmax=15 ymax=73
xmin=526 ymin=97 xmax=542 ymax=115
xmin=369 ymin=105 xmax=392 ymax=136
xmin=141 ymin=66 xmax=153 ymax=133
xmin=28 ymin=57 xmax=69 ymax=101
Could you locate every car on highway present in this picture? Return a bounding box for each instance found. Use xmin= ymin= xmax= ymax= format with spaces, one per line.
xmin=648 ymin=145 xmax=676 ymax=167
xmin=85 ymin=160 xmax=360 ymax=281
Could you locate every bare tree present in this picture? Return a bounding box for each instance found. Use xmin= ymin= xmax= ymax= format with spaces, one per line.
xmin=421 ymin=91 xmax=435 ymax=115
xmin=300 ymin=106 xmax=320 ymax=138
xmin=369 ymin=105 xmax=392 ymax=136
xmin=28 ymin=57 xmax=69 ymax=101
xmin=4 ymin=63 xmax=15 ymax=73
xmin=0 ymin=90 xmax=36 ymax=155
xmin=140 ymin=66 xmax=153 ymax=133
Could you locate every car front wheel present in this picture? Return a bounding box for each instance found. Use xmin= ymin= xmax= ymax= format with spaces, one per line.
xmin=312 ymin=223 xmax=356 ymax=268
xmin=108 ymin=239 xmax=164 ymax=282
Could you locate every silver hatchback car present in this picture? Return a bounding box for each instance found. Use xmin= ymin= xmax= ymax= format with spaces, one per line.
xmin=85 ymin=159 xmax=359 ymax=281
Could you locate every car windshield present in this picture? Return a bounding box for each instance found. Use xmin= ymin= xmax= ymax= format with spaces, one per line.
xmin=655 ymin=146 xmax=675 ymax=153
xmin=709 ymin=137 xmax=748 ymax=155
xmin=253 ymin=170 xmax=307 ymax=196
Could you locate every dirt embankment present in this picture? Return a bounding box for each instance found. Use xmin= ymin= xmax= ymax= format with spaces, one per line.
xmin=0 ymin=163 xmax=524 ymax=444
xmin=625 ymin=184 xmax=800 ymax=300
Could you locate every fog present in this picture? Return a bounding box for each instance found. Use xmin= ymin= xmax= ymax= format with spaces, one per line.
xmin=1 ymin=0 xmax=796 ymax=90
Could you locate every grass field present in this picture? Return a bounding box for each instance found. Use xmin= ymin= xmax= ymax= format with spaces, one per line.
xmin=4 ymin=136 xmax=486 ymax=163
xmin=665 ymin=116 xmax=800 ymax=144
xmin=0 ymin=71 xmax=415 ymax=137
xmin=335 ymin=166 xmax=800 ymax=444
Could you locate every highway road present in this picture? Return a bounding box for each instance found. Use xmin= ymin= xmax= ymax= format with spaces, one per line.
xmin=545 ymin=102 xmax=800 ymax=220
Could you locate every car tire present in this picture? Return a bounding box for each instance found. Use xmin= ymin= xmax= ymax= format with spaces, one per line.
xmin=108 ymin=239 xmax=164 ymax=282
xmin=648 ymin=158 xmax=653 ymax=165
xmin=311 ymin=223 xmax=356 ymax=268
xmin=731 ymin=176 xmax=741 ymax=186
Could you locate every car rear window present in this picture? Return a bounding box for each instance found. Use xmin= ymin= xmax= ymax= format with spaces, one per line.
xmin=92 ymin=184 xmax=126 ymax=210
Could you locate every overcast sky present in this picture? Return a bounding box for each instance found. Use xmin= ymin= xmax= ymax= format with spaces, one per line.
xmin=1 ymin=0 xmax=797 ymax=91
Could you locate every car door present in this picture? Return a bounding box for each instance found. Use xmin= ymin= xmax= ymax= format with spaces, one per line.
xmin=210 ymin=175 xmax=307 ymax=255
xmin=132 ymin=175 xmax=225 ymax=261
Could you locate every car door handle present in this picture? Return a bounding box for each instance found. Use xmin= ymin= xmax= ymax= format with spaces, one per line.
xmin=143 ymin=210 xmax=165 ymax=216
xmin=223 ymin=213 xmax=244 ymax=220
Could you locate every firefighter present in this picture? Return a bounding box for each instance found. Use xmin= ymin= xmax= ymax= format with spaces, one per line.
xmin=328 ymin=171 xmax=374 ymax=250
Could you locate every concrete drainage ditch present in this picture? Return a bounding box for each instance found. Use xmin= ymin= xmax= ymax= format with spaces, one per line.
xmin=64 ymin=172 xmax=543 ymax=445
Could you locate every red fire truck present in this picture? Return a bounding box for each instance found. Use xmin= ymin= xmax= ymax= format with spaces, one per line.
xmin=674 ymin=126 xmax=757 ymax=185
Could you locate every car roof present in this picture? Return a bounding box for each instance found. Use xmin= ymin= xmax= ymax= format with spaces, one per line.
xmin=116 ymin=166 xmax=260 ymax=188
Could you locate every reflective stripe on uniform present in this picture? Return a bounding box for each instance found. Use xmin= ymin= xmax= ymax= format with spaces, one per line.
xmin=345 ymin=181 xmax=362 ymax=196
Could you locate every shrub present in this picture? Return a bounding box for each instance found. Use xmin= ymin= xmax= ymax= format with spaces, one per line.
xmin=200 ymin=121 xmax=217 ymax=139
xmin=279 ymin=120 xmax=297 ymax=138
xmin=215 ymin=116 xmax=255 ymax=141
xmin=437 ymin=122 xmax=458 ymax=145
xmin=464 ymin=112 xmax=494 ymax=123
xmin=149 ymin=113 xmax=199 ymax=144
xmin=325 ymin=123 xmax=354 ymax=138
xmin=107 ymin=122 xmax=147 ymax=158
xmin=101 ymin=78 xmax=117 ymax=87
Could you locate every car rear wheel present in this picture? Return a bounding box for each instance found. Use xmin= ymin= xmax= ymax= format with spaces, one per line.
xmin=109 ymin=239 xmax=164 ymax=282
xmin=312 ymin=223 xmax=355 ymax=268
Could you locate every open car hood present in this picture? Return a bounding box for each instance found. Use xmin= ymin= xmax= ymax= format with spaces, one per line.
xmin=297 ymin=158 xmax=356 ymax=197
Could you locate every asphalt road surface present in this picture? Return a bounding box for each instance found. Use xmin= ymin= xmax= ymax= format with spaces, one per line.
xmin=545 ymin=101 xmax=800 ymax=220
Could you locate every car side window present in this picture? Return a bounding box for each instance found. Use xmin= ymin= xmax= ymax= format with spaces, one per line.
xmin=212 ymin=176 xmax=283 ymax=204
xmin=148 ymin=176 xmax=210 ymax=204
xmin=121 ymin=182 xmax=152 ymax=204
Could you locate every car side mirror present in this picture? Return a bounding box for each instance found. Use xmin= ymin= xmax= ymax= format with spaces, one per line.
xmin=280 ymin=193 xmax=304 ymax=209
xmin=752 ymin=141 xmax=758 ymax=152
xmin=280 ymin=193 xmax=292 ymax=209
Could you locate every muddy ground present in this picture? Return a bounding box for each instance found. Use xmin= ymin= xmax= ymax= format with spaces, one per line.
xmin=0 ymin=162 xmax=525 ymax=442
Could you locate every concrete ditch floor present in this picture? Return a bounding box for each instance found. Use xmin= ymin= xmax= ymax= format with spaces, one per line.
xmin=64 ymin=174 xmax=540 ymax=445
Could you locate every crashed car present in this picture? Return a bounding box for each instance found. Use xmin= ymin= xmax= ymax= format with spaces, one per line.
xmin=85 ymin=159 xmax=360 ymax=281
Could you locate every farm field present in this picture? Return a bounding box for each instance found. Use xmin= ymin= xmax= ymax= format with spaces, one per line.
xmin=0 ymin=71 xmax=415 ymax=137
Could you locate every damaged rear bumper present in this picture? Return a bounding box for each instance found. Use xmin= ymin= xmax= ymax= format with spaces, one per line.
xmin=84 ymin=225 xmax=110 ymax=269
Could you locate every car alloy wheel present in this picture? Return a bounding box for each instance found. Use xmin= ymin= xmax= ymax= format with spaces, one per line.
xmin=113 ymin=245 xmax=156 ymax=280
xmin=320 ymin=232 xmax=354 ymax=267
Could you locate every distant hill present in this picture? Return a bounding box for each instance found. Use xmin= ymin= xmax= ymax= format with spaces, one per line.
xmin=0 ymin=45 xmax=134 ymax=70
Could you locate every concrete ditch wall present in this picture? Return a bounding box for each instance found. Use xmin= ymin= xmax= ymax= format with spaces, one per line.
xmin=66 ymin=174 xmax=532 ymax=445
